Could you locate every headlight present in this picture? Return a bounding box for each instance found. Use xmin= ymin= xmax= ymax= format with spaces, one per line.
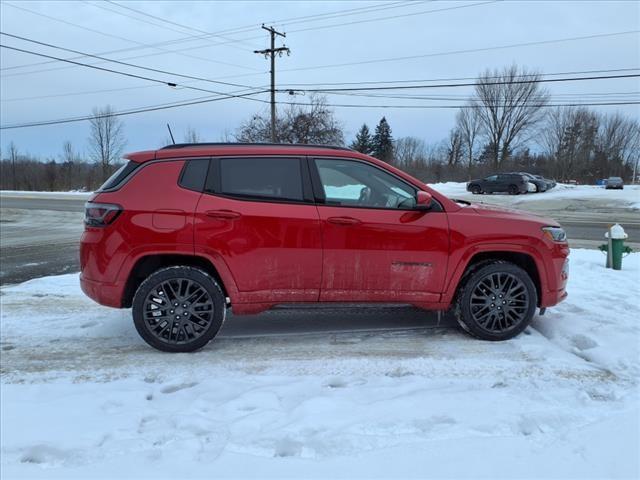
xmin=542 ymin=226 xmax=567 ymax=242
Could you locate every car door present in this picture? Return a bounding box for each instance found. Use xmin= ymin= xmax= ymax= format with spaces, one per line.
xmin=194 ymin=156 xmax=322 ymax=304
xmin=497 ymin=174 xmax=511 ymax=192
xmin=311 ymin=157 xmax=450 ymax=303
xmin=484 ymin=175 xmax=498 ymax=193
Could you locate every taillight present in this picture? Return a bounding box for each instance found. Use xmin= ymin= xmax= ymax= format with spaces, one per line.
xmin=84 ymin=202 xmax=122 ymax=227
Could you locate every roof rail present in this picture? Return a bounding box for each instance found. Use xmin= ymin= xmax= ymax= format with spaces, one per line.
xmin=160 ymin=142 xmax=353 ymax=151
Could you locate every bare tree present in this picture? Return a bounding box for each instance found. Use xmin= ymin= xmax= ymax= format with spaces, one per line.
xmin=183 ymin=127 xmax=201 ymax=143
xmin=446 ymin=128 xmax=463 ymax=167
xmin=62 ymin=141 xmax=77 ymax=163
xmin=541 ymin=107 xmax=598 ymax=180
xmin=88 ymin=105 xmax=126 ymax=180
xmin=456 ymin=105 xmax=483 ymax=177
xmin=597 ymin=112 xmax=640 ymax=178
xmin=8 ymin=141 xmax=19 ymax=190
xmin=472 ymin=65 xmax=550 ymax=168
xmin=236 ymin=95 xmax=343 ymax=145
xmin=395 ymin=137 xmax=426 ymax=165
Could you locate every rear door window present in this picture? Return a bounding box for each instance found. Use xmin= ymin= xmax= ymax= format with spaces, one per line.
xmin=217 ymin=157 xmax=304 ymax=202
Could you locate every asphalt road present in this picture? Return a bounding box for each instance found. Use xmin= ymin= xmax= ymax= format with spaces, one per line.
xmin=1 ymin=192 xmax=638 ymax=286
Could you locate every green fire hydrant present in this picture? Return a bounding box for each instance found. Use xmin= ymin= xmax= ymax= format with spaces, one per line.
xmin=599 ymin=224 xmax=632 ymax=270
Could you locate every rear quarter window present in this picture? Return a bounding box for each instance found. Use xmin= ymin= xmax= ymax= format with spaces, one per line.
xmin=179 ymin=159 xmax=209 ymax=192
xmin=99 ymin=161 xmax=139 ymax=191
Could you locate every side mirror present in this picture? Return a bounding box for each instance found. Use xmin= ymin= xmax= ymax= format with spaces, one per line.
xmin=414 ymin=190 xmax=432 ymax=211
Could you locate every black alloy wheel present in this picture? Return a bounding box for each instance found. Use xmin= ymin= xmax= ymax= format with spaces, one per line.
xmin=132 ymin=267 xmax=225 ymax=352
xmin=455 ymin=261 xmax=537 ymax=341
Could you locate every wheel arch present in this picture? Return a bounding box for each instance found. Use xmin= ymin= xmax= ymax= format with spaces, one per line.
xmin=122 ymin=253 xmax=231 ymax=308
xmin=444 ymin=247 xmax=544 ymax=307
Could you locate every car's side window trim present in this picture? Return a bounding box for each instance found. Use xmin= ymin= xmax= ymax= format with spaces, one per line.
xmin=309 ymin=156 xmax=443 ymax=212
xmin=203 ymin=155 xmax=315 ymax=206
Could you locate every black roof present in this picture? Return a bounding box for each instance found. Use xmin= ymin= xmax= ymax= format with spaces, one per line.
xmin=160 ymin=142 xmax=353 ymax=151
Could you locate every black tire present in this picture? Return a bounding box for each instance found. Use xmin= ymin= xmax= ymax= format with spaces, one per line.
xmin=470 ymin=184 xmax=482 ymax=195
xmin=508 ymin=184 xmax=519 ymax=195
xmin=132 ymin=266 xmax=226 ymax=352
xmin=454 ymin=261 xmax=537 ymax=341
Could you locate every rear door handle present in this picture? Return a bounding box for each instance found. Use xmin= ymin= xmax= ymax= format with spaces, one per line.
xmin=327 ymin=216 xmax=361 ymax=226
xmin=206 ymin=209 xmax=241 ymax=219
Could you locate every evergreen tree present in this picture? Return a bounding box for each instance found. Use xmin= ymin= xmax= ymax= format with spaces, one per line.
xmin=372 ymin=117 xmax=394 ymax=163
xmin=350 ymin=123 xmax=374 ymax=154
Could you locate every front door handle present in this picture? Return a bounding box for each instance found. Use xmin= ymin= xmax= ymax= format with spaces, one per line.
xmin=206 ymin=209 xmax=241 ymax=219
xmin=327 ymin=216 xmax=361 ymax=226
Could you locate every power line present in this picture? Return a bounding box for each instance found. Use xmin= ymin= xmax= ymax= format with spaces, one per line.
xmin=0 ymin=0 xmax=418 ymax=74
xmin=281 ymin=100 xmax=640 ymax=109
xmin=287 ymin=0 xmax=498 ymax=34
xmin=0 ymin=44 xmax=269 ymax=104
xmin=280 ymin=30 xmax=640 ymax=73
xmin=0 ymin=1 xmax=261 ymax=73
xmin=324 ymin=91 xmax=640 ymax=102
xmin=279 ymin=67 xmax=640 ymax=87
xmin=101 ymin=0 xmax=259 ymax=51
xmin=3 ymin=67 xmax=636 ymax=104
xmin=0 ymin=1 xmax=495 ymax=80
xmin=0 ymin=81 xmax=269 ymax=103
xmin=0 ymin=89 xmax=265 ymax=130
xmin=3 ymin=92 xmax=638 ymax=131
xmin=0 ymin=32 xmax=257 ymax=89
xmin=280 ymin=73 xmax=640 ymax=93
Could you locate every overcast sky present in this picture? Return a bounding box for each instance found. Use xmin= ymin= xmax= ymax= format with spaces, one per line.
xmin=0 ymin=0 xmax=638 ymax=158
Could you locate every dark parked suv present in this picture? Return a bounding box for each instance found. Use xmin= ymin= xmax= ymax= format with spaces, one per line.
xmin=467 ymin=173 xmax=530 ymax=195
xmin=81 ymin=143 xmax=569 ymax=352
xmin=605 ymin=177 xmax=624 ymax=189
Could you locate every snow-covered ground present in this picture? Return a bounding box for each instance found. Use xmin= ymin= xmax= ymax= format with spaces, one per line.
xmin=0 ymin=190 xmax=92 ymax=200
xmin=429 ymin=182 xmax=640 ymax=209
xmin=1 ymin=249 xmax=639 ymax=478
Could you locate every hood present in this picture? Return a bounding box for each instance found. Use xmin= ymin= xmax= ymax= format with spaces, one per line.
xmin=468 ymin=202 xmax=561 ymax=227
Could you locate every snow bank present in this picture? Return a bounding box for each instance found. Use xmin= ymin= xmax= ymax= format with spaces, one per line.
xmin=1 ymin=190 xmax=92 ymax=198
xmin=1 ymin=250 xmax=639 ymax=478
xmin=428 ymin=182 xmax=640 ymax=209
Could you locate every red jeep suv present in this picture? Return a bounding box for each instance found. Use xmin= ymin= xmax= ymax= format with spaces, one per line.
xmin=80 ymin=143 xmax=569 ymax=352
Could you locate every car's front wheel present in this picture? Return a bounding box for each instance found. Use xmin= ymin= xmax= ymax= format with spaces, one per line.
xmin=454 ymin=261 xmax=537 ymax=341
xmin=470 ymin=184 xmax=482 ymax=194
xmin=132 ymin=266 xmax=226 ymax=352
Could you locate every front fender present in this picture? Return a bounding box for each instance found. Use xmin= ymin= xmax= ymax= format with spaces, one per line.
xmin=441 ymin=242 xmax=549 ymax=306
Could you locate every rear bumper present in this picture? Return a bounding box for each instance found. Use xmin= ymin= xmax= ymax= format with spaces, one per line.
xmin=80 ymin=274 xmax=124 ymax=308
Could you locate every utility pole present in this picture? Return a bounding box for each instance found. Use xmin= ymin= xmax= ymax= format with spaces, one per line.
xmin=254 ymin=25 xmax=290 ymax=143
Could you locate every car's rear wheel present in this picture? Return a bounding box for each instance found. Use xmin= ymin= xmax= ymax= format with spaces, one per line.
xmin=508 ymin=184 xmax=519 ymax=195
xmin=454 ymin=262 xmax=536 ymax=341
xmin=132 ymin=266 xmax=226 ymax=352
xmin=470 ymin=184 xmax=482 ymax=194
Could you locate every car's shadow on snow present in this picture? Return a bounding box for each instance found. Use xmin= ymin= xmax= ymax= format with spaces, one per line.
xmin=219 ymin=305 xmax=458 ymax=339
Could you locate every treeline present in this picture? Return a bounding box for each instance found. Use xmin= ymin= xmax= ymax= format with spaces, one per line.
xmin=0 ymin=141 xmax=120 ymax=191
xmin=355 ymin=108 xmax=639 ymax=184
